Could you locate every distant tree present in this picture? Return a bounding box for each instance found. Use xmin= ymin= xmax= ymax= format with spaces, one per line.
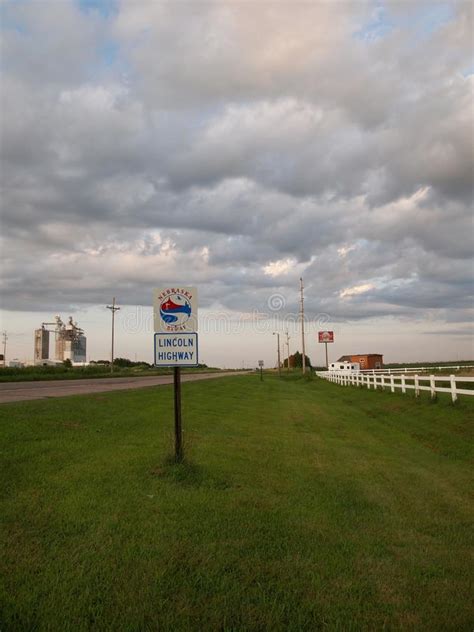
xmin=113 ymin=357 xmax=134 ymax=367
xmin=112 ymin=358 xmax=151 ymax=368
xmin=283 ymin=351 xmax=312 ymax=369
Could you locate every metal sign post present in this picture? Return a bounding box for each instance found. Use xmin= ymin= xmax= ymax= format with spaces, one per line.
xmin=153 ymin=287 xmax=198 ymax=462
xmin=173 ymin=367 xmax=183 ymax=461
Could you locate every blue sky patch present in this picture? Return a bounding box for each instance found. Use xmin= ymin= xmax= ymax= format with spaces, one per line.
xmin=78 ymin=0 xmax=118 ymax=18
xmin=354 ymin=1 xmax=455 ymax=43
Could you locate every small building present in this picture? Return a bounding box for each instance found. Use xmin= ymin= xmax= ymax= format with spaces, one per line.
xmin=338 ymin=354 xmax=383 ymax=370
xmin=9 ymin=359 xmax=24 ymax=368
xmin=329 ymin=361 xmax=360 ymax=372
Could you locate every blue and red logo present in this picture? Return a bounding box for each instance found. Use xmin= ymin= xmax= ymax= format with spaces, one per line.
xmin=160 ymin=294 xmax=192 ymax=326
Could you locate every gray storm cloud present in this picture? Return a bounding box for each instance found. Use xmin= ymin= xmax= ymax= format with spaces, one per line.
xmin=0 ymin=0 xmax=472 ymax=333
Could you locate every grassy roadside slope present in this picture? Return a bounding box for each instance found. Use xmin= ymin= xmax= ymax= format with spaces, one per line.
xmin=1 ymin=375 xmax=473 ymax=631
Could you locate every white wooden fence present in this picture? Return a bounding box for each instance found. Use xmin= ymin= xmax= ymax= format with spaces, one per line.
xmin=315 ymin=370 xmax=474 ymax=402
xmin=359 ymin=365 xmax=474 ymax=375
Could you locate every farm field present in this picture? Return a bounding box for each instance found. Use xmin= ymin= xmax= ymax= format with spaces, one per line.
xmin=1 ymin=374 xmax=473 ymax=631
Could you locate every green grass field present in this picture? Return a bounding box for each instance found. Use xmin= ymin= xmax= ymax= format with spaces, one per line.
xmin=1 ymin=375 xmax=473 ymax=631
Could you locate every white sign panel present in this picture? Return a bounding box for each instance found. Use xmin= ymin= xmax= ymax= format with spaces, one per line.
xmin=153 ymin=287 xmax=198 ymax=333
xmin=154 ymin=333 xmax=199 ymax=367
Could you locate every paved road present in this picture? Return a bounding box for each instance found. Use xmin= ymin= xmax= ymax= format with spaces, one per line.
xmin=0 ymin=372 xmax=248 ymax=404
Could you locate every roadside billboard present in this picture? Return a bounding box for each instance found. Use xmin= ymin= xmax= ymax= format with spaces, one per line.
xmin=318 ymin=331 xmax=334 ymax=343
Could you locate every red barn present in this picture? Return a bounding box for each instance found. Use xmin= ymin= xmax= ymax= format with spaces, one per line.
xmin=338 ymin=354 xmax=383 ymax=370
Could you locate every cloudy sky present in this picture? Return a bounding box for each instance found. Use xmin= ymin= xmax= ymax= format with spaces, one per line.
xmin=1 ymin=0 xmax=473 ymax=367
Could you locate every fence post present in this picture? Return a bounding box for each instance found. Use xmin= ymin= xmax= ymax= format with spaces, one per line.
xmin=367 ymin=374 xmax=370 ymax=389
xmin=450 ymin=375 xmax=457 ymax=403
xmin=390 ymin=375 xmax=395 ymax=393
xmin=430 ymin=375 xmax=436 ymax=400
xmin=414 ymin=374 xmax=420 ymax=398
xmin=381 ymin=375 xmax=385 ymax=390
xmin=401 ymin=374 xmax=406 ymax=394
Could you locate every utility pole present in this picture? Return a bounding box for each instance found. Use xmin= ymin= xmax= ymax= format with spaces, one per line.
xmin=285 ymin=331 xmax=290 ymax=372
xmin=106 ymin=297 xmax=120 ymax=373
xmin=2 ymin=332 xmax=7 ymax=368
xmin=273 ymin=332 xmax=281 ymax=377
xmin=300 ymin=277 xmax=306 ymax=373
